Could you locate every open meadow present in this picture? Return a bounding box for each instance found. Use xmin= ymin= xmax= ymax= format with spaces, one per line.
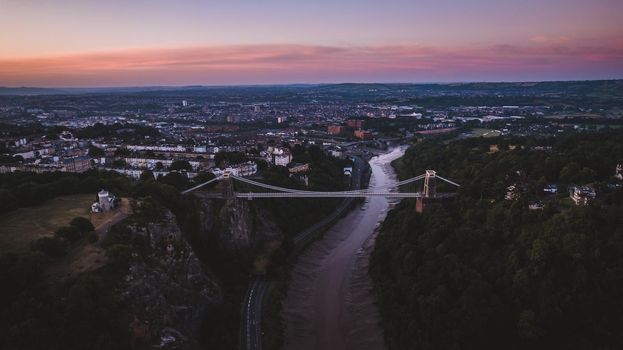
xmin=0 ymin=193 xmax=94 ymax=253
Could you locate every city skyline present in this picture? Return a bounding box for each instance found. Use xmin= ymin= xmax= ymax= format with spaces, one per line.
xmin=1 ymin=0 xmax=622 ymax=87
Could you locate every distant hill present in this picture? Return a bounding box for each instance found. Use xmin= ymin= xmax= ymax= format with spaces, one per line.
xmin=0 ymin=80 xmax=621 ymax=98
xmin=0 ymin=87 xmax=68 ymax=95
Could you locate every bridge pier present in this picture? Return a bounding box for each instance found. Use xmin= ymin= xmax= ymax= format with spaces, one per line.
xmin=222 ymin=171 xmax=235 ymax=200
xmin=415 ymin=197 xmax=426 ymax=214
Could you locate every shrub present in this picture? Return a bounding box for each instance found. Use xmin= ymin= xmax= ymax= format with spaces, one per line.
xmin=30 ymin=237 xmax=67 ymax=258
xmin=55 ymin=226 xmax=83 ymax=243
xmin=70 ymin=217 xmax=95 ymax=233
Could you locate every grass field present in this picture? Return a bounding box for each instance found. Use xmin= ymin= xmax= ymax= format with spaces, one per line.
xmin=471 ymin=128 xmax=502 ymax=138
xmin=0 ymin=193 xmax=94 ymax=254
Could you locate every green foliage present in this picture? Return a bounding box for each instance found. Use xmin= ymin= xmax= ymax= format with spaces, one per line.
xmin=192 ymin=171 xmax=216 ymax=186
xmin=169 ymin=159 xmax=192 ymax=171
xmin=105 ymin=244 xmax=132 ymax=263
xmin=0 ymin=170 xmax=133 ymax=215
xmin=75 ymin=122 xmax=160 ymax=141
xmin=88 ymin=145 xmax=105 ymax=157
xmin=139 ymin=169 xmax=154 ymax=182
xmin=70 ymin=216 xmax=95 ymax=233
xmin=371 ymin=130 xmax=623 ymax=350
xmin=158 ymin=171 xmax=189 ymax=190
xmin=253 ymin=145 xmax=349 ymax=237
xmin=214 ymin=151 xmax=248 ymax=167
xmin=55 ymin=225 xmax=83 ymax=243
xmin=0 ymin=258 xmax=131 ymax=350
xmin=30 ymin=236 xmax=67 ymax=258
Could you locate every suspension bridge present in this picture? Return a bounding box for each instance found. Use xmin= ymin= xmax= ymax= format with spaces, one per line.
xmin=181 ymin=169 xmax=460 ymax=199
xmin=181 ymin=167 xmax=460 ymax=350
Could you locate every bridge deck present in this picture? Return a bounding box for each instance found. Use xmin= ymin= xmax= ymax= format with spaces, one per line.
xmin=195 ymin=191 xmax=457 ymax=199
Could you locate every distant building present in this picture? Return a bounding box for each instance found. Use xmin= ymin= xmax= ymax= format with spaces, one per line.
xmin=232 ymin=161 xmax=258 ymax=177
xmin=264 ymin=147 xmax=292 ymax=166
xmin=289 ymin=163 xmax=311 ymax=174
xmin=276 ymin=116 xmax=287 ymax=124
xmin=354 ymin=129 xmax=373 ymax=140
xmin=273 ymin=153 xmax=292 ymax=167
xmin=60 ymin=131 xmax=74 ymax=141
xmin=63 ymin=156 xmax=92 ymax=173
xmin=346 ymin=119 xmax=364 ymax=129
xmin=326 ymin=146 xmax=345 ymax=159
xmin=543 ymin=184 xmax=558 ymax=194
xmin=505 ymin=185 xmax=520 ymax=201
xmin=528 ymin=201 xmax=544 ymax=210
xmin=211 ymin=161 xmax=258 ymax=178
xmin=91 ymin=189 xmax=116 ymax=213
xmin=182 ymin=100 xmax=188 ymax=107
xmin=226 ymin=115 xmax=241 ymax=123
xmin=327 ymin=125 xmax=346 ymax=136
xmin=290 ymin=173 xmax=309 ymax=187
xmin=570 ymin=186 xmax=596 ymax=206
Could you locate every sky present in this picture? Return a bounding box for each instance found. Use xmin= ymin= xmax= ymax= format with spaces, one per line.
xmin=0 ymin=0 xmax=621 ymax=87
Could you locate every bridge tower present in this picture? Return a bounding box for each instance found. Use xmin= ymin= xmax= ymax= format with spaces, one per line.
xmin=417 ymin=170 xmax=437 ymax=214
xmin=221 ymin=170 xmax=235 ymax=200
xmin=423 ymin=170 xmax=436 ymax=198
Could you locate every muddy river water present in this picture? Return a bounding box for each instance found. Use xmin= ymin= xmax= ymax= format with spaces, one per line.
xmin=282 ymin=147 xmax=405 ymax=350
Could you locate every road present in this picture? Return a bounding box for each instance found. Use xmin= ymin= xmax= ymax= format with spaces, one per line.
xmin=239 ymin=155 xmax=366 ymax=350
xmin=240 ymin=276 xmax=269 ymax=350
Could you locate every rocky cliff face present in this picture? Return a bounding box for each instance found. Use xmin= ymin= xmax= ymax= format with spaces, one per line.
xmin=200 ymin=198 xmax=283 ymax=250
xmin=119 ymin=198 xmax=283 ymax=348
xmin=121 ymin=210 xmax=220 ymax=349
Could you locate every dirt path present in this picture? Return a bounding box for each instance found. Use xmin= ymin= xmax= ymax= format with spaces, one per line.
xmin=47 ymin=198 xmax=132 ymax=280
xmin=282 ymin=148 xmax=403 ymax=350
xmin=92 ymin=197 xmax=132 ymax=235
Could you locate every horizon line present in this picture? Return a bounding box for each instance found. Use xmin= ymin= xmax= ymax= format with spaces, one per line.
xmin=2 ymin=78 xmax=622 ymax=91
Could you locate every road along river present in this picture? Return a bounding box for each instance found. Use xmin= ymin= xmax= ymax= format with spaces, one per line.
xmin=282 ymin=147 xmax=405 ymax=350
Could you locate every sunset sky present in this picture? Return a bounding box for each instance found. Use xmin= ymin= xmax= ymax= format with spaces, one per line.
xmin=1 ymin=0 xmax=622 ymax=87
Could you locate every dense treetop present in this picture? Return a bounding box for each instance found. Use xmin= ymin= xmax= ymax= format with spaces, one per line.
xmin=371 ymin=130 xmax=623 ymax=350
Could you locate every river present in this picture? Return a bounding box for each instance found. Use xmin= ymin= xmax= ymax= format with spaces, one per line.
xmin=282 ymin=147 xmax=405 ymax=350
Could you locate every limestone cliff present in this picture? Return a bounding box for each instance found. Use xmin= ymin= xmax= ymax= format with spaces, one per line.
xmin=200 ymin=198 xmax=283 ymax=250
xmin=120 ymin=210 xmax=220 ymax=349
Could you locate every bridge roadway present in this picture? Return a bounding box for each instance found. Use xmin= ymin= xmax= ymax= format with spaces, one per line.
xmin=235 ymin=191 xmax=421 ymax=198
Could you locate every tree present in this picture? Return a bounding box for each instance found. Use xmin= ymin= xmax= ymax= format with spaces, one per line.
xmin=88 ymin=145 xmax=105 ymax=157
xmin=55 ymin=226 xmax=83 ymax=243
xmin=113 ymin=147 xmax=130 ymax=157
xmin=214 ymin=152 xmax=247 ymax=167
xmin=369 ymin=130 xmax=623 ymax=350
xmin=31 ymin=237 xmax=67 ymax=258
xmin=140 ymin=170 xmax=155 ymax=182
xmin=70 ymin=217 xmax=95 ymax=233
xmin=169 ymin=160 xmax=192 ymax=171
xmin=105 ymin=244 xmax=132 ymax=263
xmin=159 ymin=172 xmax=189 ymax=190
xmin=193 ymin=172 xmax=216 ymax=186
xmin=112 ymin=159 xmax=126 ymax=167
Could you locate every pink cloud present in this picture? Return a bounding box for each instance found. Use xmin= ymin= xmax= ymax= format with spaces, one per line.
xmin=530 ymin=36 xmax=571 ymax=44
xmin=0 ymin=42 xmax=621 ymax=86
